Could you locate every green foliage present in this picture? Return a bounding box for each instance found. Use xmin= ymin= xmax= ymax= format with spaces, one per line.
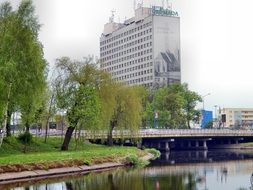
xmin=0 ymin=137 xmax=142 ymax=165
xmin=18 ymin=132 xmax=33 ymax=144
xmin=145 ymin=148 xmax=161 ymax=160
xmin=126 ymin=154 xmax=149 ymax=168
xmin=55 ymin=57 xmax=101 ymax=130
xmin=204 ymin=121 xmax=213 ymax=129
xmin=55 ymin=57 xmax=102 ymax=149
xmin=144 ymin=83 xmax=202 ymax=129
xmin=0 ymin=0 xmax=47 ymax=134
xmin=97 ymin=72 xmax=143 ymax=145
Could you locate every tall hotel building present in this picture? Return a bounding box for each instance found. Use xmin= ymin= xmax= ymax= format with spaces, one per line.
xmin=100 ymin=5 xmax=180 ymax=87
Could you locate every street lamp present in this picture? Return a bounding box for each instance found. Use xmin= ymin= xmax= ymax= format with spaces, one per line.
xmin=202 ymin=93 xmax=211 ymax=111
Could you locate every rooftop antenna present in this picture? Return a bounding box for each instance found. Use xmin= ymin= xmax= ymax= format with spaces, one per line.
xmin=166 ymin=0 xmax=172 ymax=10
xmin=162 ymin=0 xmax=165 ymax=8
xmin=109 ymin=9 xmax=115 ymax=23
xmin=137 ymin=0 xmax=143 ymax=8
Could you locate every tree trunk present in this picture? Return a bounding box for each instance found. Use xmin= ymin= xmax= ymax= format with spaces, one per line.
xmin=107 ymin=121 xmax=116 ymax=146
xmin=107 ymin=127 xmax=113 ymax=146
xmin=25 ymin=122 xmax=30 ymax=132
xmin=44 ymin=120 xmax=49 ymax=143
xmin=44 ymin=93 xmax=54 ymax=143
xmin=0 ymin=83 xmax=12 ymax=147
xmin=187 ymin=118 xmax=191 ymax=129
xmin=6 ymin=110 xmax=12 ymax=137
xmin=61 ymin=127 xmax=75 ymax=150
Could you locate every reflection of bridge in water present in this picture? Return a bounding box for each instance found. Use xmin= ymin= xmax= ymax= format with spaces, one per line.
xmin=152 ymin=150 xmax=253 ymax=165
xmin=84 ymin=129 xmax=253 ymax=151
xmin=144 ymin=156 xmax=253 ymax=176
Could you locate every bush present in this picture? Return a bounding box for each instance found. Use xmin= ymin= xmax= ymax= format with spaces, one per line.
xmin=125 ymin=155 xmax=149 ymax=168
xmin=146 ymin=148 xmax=161 ymax=160
xmin=18 ymin=132 xmax=33 ymax=144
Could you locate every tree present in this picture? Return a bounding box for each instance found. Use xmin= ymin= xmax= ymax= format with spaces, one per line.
xmin=104 ymin=84 xmax=143 ymax=146
xmin=0 ymin=0 xmax=47 ymax=136
xmin=170 ymin=83 xmax=202 ymax=129
xmin=144 ymin=83 xmax=202 ymax=129
xmin=55 ymin=57 xmax=101 ymax=150
xmin=91 ymin=70 xmax=144 ymax=146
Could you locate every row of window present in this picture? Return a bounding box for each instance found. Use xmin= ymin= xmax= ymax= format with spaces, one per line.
xmin=111 ymin=66 xmax=153 ymax=77
xmin=100 ymin=21 xmax=152 ymax=45
xmin=101 ymin=42 xmax=152 ymax=61
xmin=101 ymin=49 xmax=152 ymax=67
xmin=106 ymin=61 xmax=153 ymax=73
xmin=115 ymin=75 xmax=153 ymax=84
xmin=101 ymin=29 xmax=152 ymax=51
xmin=102 ymin=55 xmax=153 ymax=71
xmin=100 ymin=34 xmax=152 ymax=54
xmin=101 ymin=42 xmax=152 ymax=62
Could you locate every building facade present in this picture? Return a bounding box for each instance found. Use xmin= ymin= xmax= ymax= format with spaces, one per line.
xmin=201 ymin=110 xmax=213 ymax=128
xmin=221 ymin=108 xmax=253 ymax=128
xmin=100 ymin=6 xmax=180 ymax=88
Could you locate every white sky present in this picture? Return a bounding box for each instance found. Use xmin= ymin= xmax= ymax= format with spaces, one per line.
xmin=5 ymin=0 xmax=253 ymax=111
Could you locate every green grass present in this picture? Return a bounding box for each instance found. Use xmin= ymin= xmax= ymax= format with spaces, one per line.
xmin=0 ymin=136 xmax=143 ymax=166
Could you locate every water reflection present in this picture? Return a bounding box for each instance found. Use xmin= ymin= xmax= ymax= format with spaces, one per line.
xmin=152 ymin=150 xmax=253 ymax=165
xmin=3 ymin=150 xmax=253 ymax=190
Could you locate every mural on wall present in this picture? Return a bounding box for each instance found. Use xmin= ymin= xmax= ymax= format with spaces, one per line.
xmin=153 ymin=15 xmax=181 ymax=86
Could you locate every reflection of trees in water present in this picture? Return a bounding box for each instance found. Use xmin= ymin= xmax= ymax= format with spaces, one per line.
xmin=62 ymin=169 xmax=197 ymax=190
xmin=10 ymin=168 xmax=198 ymax=190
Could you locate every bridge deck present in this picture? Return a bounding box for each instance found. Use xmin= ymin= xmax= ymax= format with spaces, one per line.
xmin=83 ymin=129 xmax=253 ymax=139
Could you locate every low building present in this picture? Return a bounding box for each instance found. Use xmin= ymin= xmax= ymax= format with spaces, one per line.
xmin=221 ymin=108 xmax=253 ymax=128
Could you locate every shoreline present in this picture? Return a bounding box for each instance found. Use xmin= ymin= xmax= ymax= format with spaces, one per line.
xmin=0 ymin=153 xmax=154 ymax=185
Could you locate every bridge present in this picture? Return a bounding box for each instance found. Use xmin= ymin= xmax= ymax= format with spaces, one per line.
xmin=84 ymin=129 xmax=253 ymax=151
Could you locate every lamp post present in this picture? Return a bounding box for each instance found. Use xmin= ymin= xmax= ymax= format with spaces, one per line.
xmin=202 ymin=93 xmax=211 ymax=111
xmin=214 ymin=105 xmax=218 ymax=128
xmin=200 ymin=93 xmax=210 ymax=128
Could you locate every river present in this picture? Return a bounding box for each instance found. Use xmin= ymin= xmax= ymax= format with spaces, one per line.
xmin=2 ymin=150 xmax=253 ymax=190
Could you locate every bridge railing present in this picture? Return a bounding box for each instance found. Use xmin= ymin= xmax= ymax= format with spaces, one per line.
xmin=81 ymin=129 xmax=253 ymax=139
xmin=139 ymin=129 xmax=253 ymax=137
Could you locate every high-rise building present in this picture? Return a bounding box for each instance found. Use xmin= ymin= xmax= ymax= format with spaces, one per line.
xmin=100 ymin=5 xmax=180 ymax=88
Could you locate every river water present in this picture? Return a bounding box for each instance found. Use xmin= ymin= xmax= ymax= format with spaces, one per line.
xmin=2 ymin=150 xmax=253 ymax=190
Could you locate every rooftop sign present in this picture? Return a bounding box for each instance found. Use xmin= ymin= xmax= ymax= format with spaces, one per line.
xmin=152 ymin=6 xmax=179 ymax=17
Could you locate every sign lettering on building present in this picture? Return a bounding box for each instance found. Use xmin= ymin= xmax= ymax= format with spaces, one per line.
xmin=152 ymin=6 xmax=179 ymax=17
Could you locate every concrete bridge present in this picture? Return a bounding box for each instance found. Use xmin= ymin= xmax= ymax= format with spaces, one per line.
xmin=84 ymin=129 xmax=253 ymax=151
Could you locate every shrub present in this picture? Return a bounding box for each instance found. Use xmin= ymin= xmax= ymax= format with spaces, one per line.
xmin=18 ymin=132 xmax=33 ymax=144
xmin=125 ymin=155 xmax=149 ymax=168
xmin=146 ymin=148 xmax=161 ymax=160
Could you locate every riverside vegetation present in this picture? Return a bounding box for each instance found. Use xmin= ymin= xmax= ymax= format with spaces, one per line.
xmin=0 ymin=136 xmax=154 ymax=173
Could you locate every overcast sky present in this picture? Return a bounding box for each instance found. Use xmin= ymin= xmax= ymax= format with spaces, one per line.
xmin=6 ymin=0 xmax=253 ymax=111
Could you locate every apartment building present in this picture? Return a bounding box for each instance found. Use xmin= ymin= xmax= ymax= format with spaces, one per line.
xmin=221 ymin=108 xmax=253 ymax=128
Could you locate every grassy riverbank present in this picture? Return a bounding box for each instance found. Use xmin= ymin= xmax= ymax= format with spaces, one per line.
xmin=0 ymin=136 xmax=147 ymax=172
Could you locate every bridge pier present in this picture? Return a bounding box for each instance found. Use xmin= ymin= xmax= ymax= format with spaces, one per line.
xmin=203 ymin=140 xmax=207 ymax=150
xmin=196 ymin=141 xmax=199 ymax=148
xmin=165 ymin=141 xmax=170 ymax=152
xmin=157 ymin=142 xmax=161 ymax=149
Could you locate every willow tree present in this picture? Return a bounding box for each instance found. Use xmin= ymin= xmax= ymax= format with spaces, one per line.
xmin=101 ymin=83 xmax=143 ymax=146
xmin=55 ymin=57 xmax=101 ymax=150
xmin=0 ymin=0 xmax=47 ymax=135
